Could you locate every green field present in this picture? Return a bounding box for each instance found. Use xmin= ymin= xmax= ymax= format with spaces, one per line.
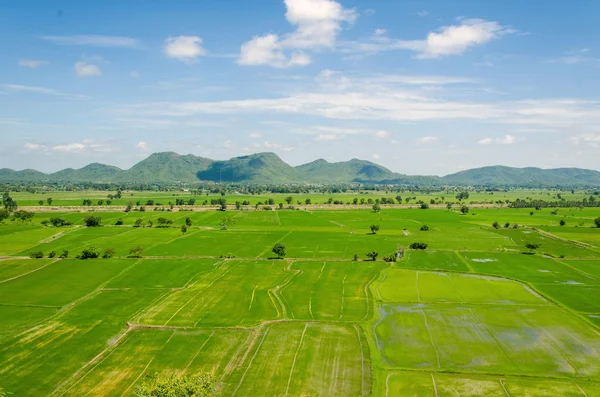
xmin=0 ymin=205 xmax=599 ymax=395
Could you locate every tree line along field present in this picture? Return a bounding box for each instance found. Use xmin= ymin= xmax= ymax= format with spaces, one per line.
xmin=5 ymin=187 xmax=597 ymax=208
xmin=0 ymin=205 xmax=599 ymax=396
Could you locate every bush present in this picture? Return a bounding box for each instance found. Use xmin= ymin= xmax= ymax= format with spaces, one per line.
xmin=409 ymin=242 xmax=428 ymax=250
xmin=272 ymin=243 xmax=286 ymax=258
xmin=59 ymin=250 xmax=69 ymax=259
xmin=382 ymin=252 xmax=398 ymax=262
xmin=420 ymin=225 xmax=429 ymax=231
xmin=420 ymin=203 xmax=429 ymax=210
xmin=366 ymin=251 xmax=378 ymax=261
xmin=48 ymin=251 xmax=56 ymax=258
xmin=129 ymin=246 xmax=144 ymax=258
xmin=370 ymin=224 xmax=380 ymax=234
xmin=30 ymin=251 xmax=44 ymax=259
xmin=595 ymin=217 xmax=600 ymax=228
xmin=84 ymin=216 xmax=102 ymax=227
xmin=219 ymin=253 xmax=236 ymax=259
xmin=492 ymin=221 xmax=500 ymax=229
xmin=352 ymin=254 xmax=359 ymax=262
xmin=134 ymin=373 xmax=220 ymax=397
xmin=77 ymin=247 xmax=100 ymax=259
xmin=504 ymin=222 xmax=510 ymax=228
xmin=559 ymin=219 xmax=566 ymax=226
xmin=115 ymin=219 xmax=124 ymax=226
xmin=102 ymin=248 xmax=116 ymax=259
xmin=50 ymin=217 xmax=72 ymax=227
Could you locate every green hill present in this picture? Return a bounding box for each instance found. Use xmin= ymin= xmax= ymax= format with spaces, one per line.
xmin=0 ymin=168 xmax=47 ymax=182
xmin=197 ymin=152 xmax=302 ymax=183
xmin=295 ymin=158 xmax=398 ymax=183
xmin=113 ymin=152 xmax=214 ymax=183
xmin=443 ymin=166 xmax=600 ymax=186
xmin=51 ymin=163 xmax=122 ymax=182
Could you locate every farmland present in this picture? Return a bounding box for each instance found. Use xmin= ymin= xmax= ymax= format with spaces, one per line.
xmin=0 ymin=202 xmax=599 ymax=396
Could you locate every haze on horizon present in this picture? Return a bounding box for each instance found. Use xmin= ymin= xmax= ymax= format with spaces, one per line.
xmin=1 ymin=0 xmax=599 ymax=176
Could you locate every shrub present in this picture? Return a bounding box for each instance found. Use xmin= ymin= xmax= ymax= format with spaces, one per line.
xmin=272 ymin=243 xmax=286 ymax=258
xmin=84 ymin=216 xmax=102 ymax=227
xmin=409 ymin=242 xmax=428 ymax=250
xmin=420 ymin=225 xmax=429 ymax=231
xmin=420 ymin=203 xmax=429 ymax=210
xmin=181 ymin=225 xmax=188 ymax=234
xmin=352 ymin=254 xmax=359 ymax=262
xmin=492 ymin=221 xmax=500 ymax=229
xmin=595 ymin=217 xmax=600 ymax=228
xmin=30 ymin=251 xmax=44 ymax=259
xmin=134 ymin=373 xmax=220 ymax=397
xmin=366 ymin=251 xmax=378 ymax=261
xmin=559 ymin=219 xmax=566 ymax=226
xmin=504 ymin=222 xmax=510 ymax=228
xmin=129 ymin=246 xmax=144 ymax=258
xmin=134 ymin=218 xmax=144 ymax=228
xmin=370 ymin=224 xmax=380 ymax=234
xmin=382 ymin=252 xmax=398 ymax=262
xmin=49 ymin=217 xmax=72 ymax=227
xmin=48 ymin=251 xmax=56 ymax=258
xmin=77 ymin=247 xmax=100 ymax=259
xmin=59 ymin=250 xmax=69 ymax=259
xmin=185 ymin=217 xmax=193 ymax=227
xmin=219 ymin=253 xmax=236 ymax=259
xmin=102 ymin=248 xmax=116 ymax=259
xmin=115 ymin=219 xmax=124 ymax=226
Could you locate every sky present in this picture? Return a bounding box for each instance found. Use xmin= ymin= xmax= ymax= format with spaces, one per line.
xmin=1 ymin=0 xmax=600 ymax=176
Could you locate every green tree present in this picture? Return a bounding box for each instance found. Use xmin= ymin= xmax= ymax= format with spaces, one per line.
xmin=272 ymin=243 xmax=286 ymax=258
xmin=181 ymin=225 xmax=188 ymax=234
xmin=460 ymin=206 xmax=469 ymax=215
xmin=0 ymin=209 xmax=9 ymax=223
xmin=409 ymin=242 xmax=428 ymax=250
xmin=129 ymin=246 xmax=144 ymax=258
xmin=525 ymin=243 xmax=540 ymax=253
xmin=420 ymin=225 xmax=429 ymax=231
xmin=217 ymin=198 xmax=227 ymax=211
xmin=102 ymin=248 xmax=116 ymax=259
xmin=185 ymin=217 xmax=193 ymax=227
xmin=134 ymin=373 xmax=220 ymax=397
xmin=559 ymin=219 xmax=566 ymax=226
xmin=366 ymin=251 xmax=378 ymax=261
xmin=305 ymin=198 xmax=311 ymax=205
xmin=59 ymin=250 xmax=69 ymax=259
xmin=285 ymin=196 xmax=293 ymax=205
xmin=595 ymin=217 xmax=600 ymax=228
xmin=12 ymin=210 xmax=34 ymax=223
xmin=84 ymin=216 xmax=102 ymax=227
xmin=492 ymin=221 xmax=500 ymax=229
xmin=77 ymin=247 xmax=100 ymax=259
xmin=370 ymin=224 xmax=380 ymax=234
xmin=372 ymin=203 xmax=381 ymax=213
xmin=39 ymin=200 xmax=44 ymax=206
xmin=47 ymin=197 xmax=53 ymax=205
xmin=420 ymin=203 xmax=429 ymax=210
xmin=30 ymin=251 xmax=44 ymax=259
xmin=134 ymin=218 xmax=144 ymax=228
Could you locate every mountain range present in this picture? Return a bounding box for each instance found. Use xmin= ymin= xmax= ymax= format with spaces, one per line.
xmin=1 ymin=152 xmax=599 ymax=187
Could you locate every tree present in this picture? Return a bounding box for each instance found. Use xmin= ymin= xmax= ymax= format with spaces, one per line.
xmin=409 ymin=242 xmax=428 ymax=250
xmin=12 ymin=210 xmax=34 ymax=223
xmin=181 ymin=225 xmax=188 ymax=234
xmin=504 ymin=222 xmax=510 ymax=228
xmin=59 ymin=250 xmax=69 ymax=259
xmin=48 ymin=251 xmax=56 ymax=258
xmin=420 ymin=225 xmax=429 ymax=231
xmin=77 ymin=247 xmax=100 ymax=259
xmin=305 ymin=198 xmax=311 ymax=205
xmin=50 ymin=217 xmax=72 ymax=227
xmin=156 ymin=218 xmax=173 ymax=227
xmin=595 ymin=217 xmax=600 ymax=228
xmin=370 ymin=224 xmax=380 ymax=234
xmin=559 ymin=219 xmax=566 ymax=226
xmin=420 ymin=203 xmax=429 ymax=210
xmin=115 ymin=219 xmax=124 ymax=226
xmin=382 ymin=252 xmax=398 ymax=262
xmin=456 ymin=191 xmax=470 ymax=201
xmin=102 ymin=248 xmax=116 ymax=259
xmin=47 ymin=198 xmax=53 ymax=205
xmin=446 ymin=202 xmax=452 ymax=210
xmin=0 ymin=209 xmax=9 ymax=223
xmin=352 ymin=254 xmax=359 ymax=262
xmin=3 ymin=194 xmax=17 ymax=211
xmin=366 ymin=251 xmax=378 ymax=261
xmin=185 ymin=217 xmax=193 ymax=227
xmin=285 ymin=196 xmax=293 ymax=205
xmin=272 ymin=243 xmax=286 ymax=258
xmin=84 ymin=216 xmax=102 ymax=227
xmin=372 ymin=203 xmax=381 ymax=213
xmin=217 ymin=198 xmax=227 ymax=211
xmin=134 ymin=373 xmax=220 ymax=397
xmin=30 ymin=251 xmax=44 ymax=259
xmin=129 ymin=246 xmax=144 ymax=258
xmin=525 ymin=243 xmax=540 ymax=253
xmin=134 ymin=218 xmax=144 ymax=228
xmin=460 ymin=206 xmax=469 ymax=215
xmin=39 ymin=200 xmax=44 ymax=206
xmin=492 ymin=221 xmax=500 ymax=229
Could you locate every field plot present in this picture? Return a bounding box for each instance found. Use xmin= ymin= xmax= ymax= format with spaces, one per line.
xmin=0 ymin=259 xmax=135 ymax=306
xmin=375 ymin=371 xmax=600 ymax=397
xmin=107 ymin=258 xmax=219 ymax=289
xmin=280 ymin=230 xmax=402 ymax=259
xmin=562 ymin=259 xmax=600 ymax=279
xmin=226 ymin=322 xmax=368 ymax=397
xmin=534 ymin=284 xmax=600 ymax=313
xmin=0 ymin=305 xmax=58 ymax=338
xmin=461 ymin=252 xmax=597 ymax=285
xmin=490 ymin=228 xmax=599 ymax=258
xmin=137 ymin=260 xmax=293 ymax=327
xmin=280 ymin=261 xmax=386 ymax=321
xmin=540 ymin=225 xmax=600 ymax=248
xmin=145 ymin=230 xmax=287 ymax=258
xmin=401 ymin=250 xmax=470 ymax=272
xmin=0 ymin=258 xmax=54 ymax=282
xmin=0 ymin=289 xmax=165 ymax=396
xmin=373 ymin=303 xmax=600 ymax=376
xmin=374 ymin=268 xmax=546 ymax=305
xmin=0 ymin=225 xmax=69 ymax=255
xmin=60 ymin=328 xmax=251 ymax=397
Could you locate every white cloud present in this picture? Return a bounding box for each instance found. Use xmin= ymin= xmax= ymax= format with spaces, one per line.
xmin=136 ymin=141 xmax=147 ymax=150
xmin=130 ymin=71 xmax=139 ymax=78
xmin=249 ymin=132 xmax=263 ymax=138
xmin=315 ymin=133 xmax=340 ymax=141
xmin=23 ymin=143 xmax=47 ymax=151
xmin=75 ymin=61 xmax=102 ymax=77
xmin=478 ymin=135 xmax=517 ymax=145
xmin=52 ymin=143 xmax=86 ymax=152
xmin=239 ymin=0 xmax=356 ymax=67
xmin=375 ymin=130 xmax=390 ymax=139
xmin=570 ymin=133 xmax=600 ymax=146
xmin=18 ymin=59 xmax=48 ymax=69
xmin=340 ymin=18 xmax=515 ymax=59
xmin=415 ymin=10 xmax=429 ymax=17
xmin=374 ymin=29 xmax=386 ymax=36
xmin=417 ymin=136 xmax=438 ymax=143
xmin=41 ymin=35 xmax=139 ymax=47
xmin=164 ymin=36 xmax=206 ymax=62
xmin=0 ymin=84 xmax=86 ymax=99
xmin=546 ymin=49 xmax=597 ymax=65
xmin=223 ymin=140 xmax=233 ymax=149
xmin=372 ymin=153 xmax=380 ymax=159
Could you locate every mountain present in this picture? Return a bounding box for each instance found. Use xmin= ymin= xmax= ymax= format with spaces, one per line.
xmin=113 ymin=152 xmax=214 ymax=183
xmin=443 ymin=166 xmax=600 ymax=186
xmin=197 ymin=152 xmax=302 ymax=183
xmin=1 ymin=153 xmax=599 ymax=186
xmin=295 ymin=158 xmax=398 ymax=183
xmin=51 ymin=163 xmax=122 ymax=182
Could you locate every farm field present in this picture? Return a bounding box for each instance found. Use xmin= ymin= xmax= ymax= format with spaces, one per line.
xmin=0 ymin=205 xmax=599 ymax=395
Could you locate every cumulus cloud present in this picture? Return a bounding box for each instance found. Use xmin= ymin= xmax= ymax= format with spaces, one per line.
xmin=52 ymin=143 xmax=86 ymax=152
xmin=23 ymin=143 xmax=47 ymax=151
xmin=136 ymin=141 xmax=147 ymax=150
xmin=41 ymin=35 xmax=139 ymax=48
xmin=249 ymin=132 xmax=263 ymax=138
xmin=164 ymin=36 xmax=206 ymax=62
xmin=372 ymin=153 xmax=380 ymax=159
xmin=315 ymin=133 xmax=340 ymax=141
xmin=75 ymin=61 xmax=102 ymax=77
xmin=478 ymin=135 xmax=517 ymax=145
xmin=18 ymin=59 xmax=48 ymax=69
xmin=341 ymin=18 xmax=515 ymax=59
xmin=239 ymin=0 xmax=356 ymax=67
xmin=375 ymin=130 xmax=390 ymax=139
xmin=417 ymin=136 xmax=438 ymax=143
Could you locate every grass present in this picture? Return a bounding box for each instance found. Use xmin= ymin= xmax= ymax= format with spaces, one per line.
xmin=1 ymin=204 xmax=600 ymax=395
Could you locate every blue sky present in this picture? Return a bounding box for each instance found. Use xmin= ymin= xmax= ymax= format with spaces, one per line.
xmin=1 ymin=0 xmax=600 ymax=175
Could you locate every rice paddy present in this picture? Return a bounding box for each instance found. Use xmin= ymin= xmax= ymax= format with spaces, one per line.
xmin=0 ymin=205 xmax=599 ymax=395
